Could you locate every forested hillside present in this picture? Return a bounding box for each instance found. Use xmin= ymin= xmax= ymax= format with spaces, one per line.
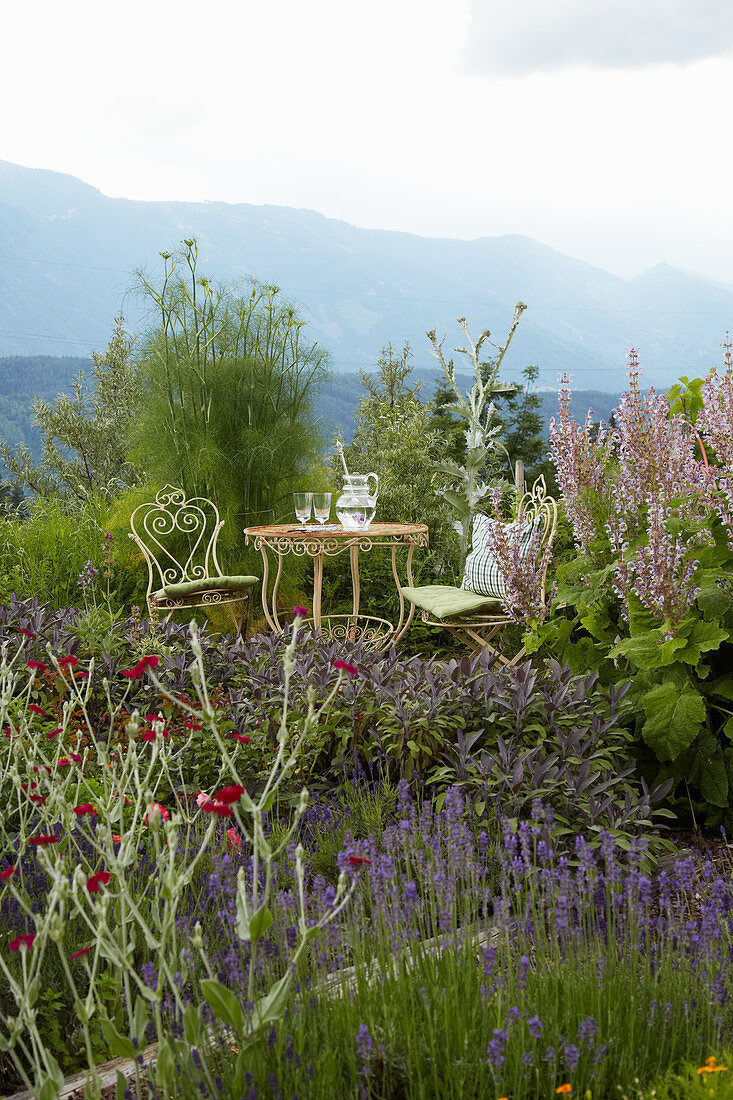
xmin=0 ymin=354 xmax=619 ymax=462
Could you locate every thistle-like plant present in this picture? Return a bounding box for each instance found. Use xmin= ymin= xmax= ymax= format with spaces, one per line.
xmin=427 ymin=302 xmax=527 ymax=572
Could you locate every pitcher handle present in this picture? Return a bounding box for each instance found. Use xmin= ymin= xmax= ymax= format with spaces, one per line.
xmin=367 ymin=472 xmax=379 ymax=503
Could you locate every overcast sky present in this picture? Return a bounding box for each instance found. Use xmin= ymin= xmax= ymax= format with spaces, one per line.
xmin=3 ymin=0 xmax=733 ymax=282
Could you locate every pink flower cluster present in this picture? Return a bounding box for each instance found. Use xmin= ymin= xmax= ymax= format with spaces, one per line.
xmin=549 ymin=351 xmax=719 ymax=631
xmin=482 ymin=487 xmax=552 ymax=624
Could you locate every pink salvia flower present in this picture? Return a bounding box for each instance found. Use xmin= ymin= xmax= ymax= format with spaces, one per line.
xmin=69 ymin=947 xmax=91 ymax=960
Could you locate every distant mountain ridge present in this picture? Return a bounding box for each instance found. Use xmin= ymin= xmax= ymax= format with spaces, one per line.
xmin=0 ymin=353 xmax=620 ymax=463
xmin=0 ymin=159 xmax=732 ymax=389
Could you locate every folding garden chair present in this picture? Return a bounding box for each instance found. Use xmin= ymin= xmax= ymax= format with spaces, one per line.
xmin=129 ymin=485 xmax=258 ymax=636
xmin=400 ymin=477 xmax=558 ymax=665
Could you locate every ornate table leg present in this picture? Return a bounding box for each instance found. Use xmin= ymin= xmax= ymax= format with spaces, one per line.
xmin=313 ymin=552 xmax=324 ymax=632
xmin=257 ymin=545 xmax=284 ymax=633
xmin=349 ymin=542 xmax=360 ymax=642
xmin=392 ymin=538 xmax=418 ymax=644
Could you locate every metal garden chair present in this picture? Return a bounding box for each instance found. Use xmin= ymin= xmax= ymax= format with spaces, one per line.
xmin=400 ymin=477 xmax=558 ymax=665
xmin=129 ymin=485 xmax=258 ymax=636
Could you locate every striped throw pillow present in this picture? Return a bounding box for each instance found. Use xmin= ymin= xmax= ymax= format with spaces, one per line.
xmin=461 ymin=513 xmax=541 ymax=599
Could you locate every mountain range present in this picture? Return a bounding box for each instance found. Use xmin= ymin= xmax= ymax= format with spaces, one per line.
xmin=0 ymin=159 xmax=732 ymax=390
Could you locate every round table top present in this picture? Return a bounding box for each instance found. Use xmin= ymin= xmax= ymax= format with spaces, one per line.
xmin=244 ymin=522 xmax=429 ymax=540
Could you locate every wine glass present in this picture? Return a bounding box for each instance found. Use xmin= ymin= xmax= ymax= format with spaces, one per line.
xmin=313 ymin=492 xmax=332 ymax=525
xmin=293 ymin=492 xmax=313 ymax=528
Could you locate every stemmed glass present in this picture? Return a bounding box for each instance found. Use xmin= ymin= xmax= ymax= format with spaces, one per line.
xmin=293 ymin=493 xmax=313 ymax=528
xmin=313 ymin=492 xmax=332 ymax=525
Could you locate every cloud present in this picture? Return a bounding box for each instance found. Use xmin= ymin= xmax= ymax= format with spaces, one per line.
xmin=463 ymin=0 xmax=733 ymax=75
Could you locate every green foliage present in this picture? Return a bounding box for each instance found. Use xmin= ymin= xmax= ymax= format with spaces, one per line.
xmin=130 ymin=240 xmax=329 ymax=534
xmin=0 ymin=318 xmax=143 ymax=502
xmin=433 ymin=363 xmax=555 ymax=491
xmin=0 ymin=493 xmax=111 ymax=607
xmin=336 ymin=342 xmax=459 ymax=579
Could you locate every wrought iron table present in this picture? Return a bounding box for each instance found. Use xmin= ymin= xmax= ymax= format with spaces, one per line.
xmin=243 ymin=522 xmax=429 ymax=649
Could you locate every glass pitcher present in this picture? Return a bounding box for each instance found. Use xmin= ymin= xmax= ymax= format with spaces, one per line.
xmin=335 ymin=472 xmax=379 ymax=531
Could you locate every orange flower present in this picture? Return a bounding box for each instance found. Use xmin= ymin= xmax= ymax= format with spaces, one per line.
xmin=556 ymin=1087 xmax=573 ymax=1096
xmin=697 ymin=1055 xmax=728 ymax=1075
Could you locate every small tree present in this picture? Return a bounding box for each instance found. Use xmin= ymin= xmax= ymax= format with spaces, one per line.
xmin=0 ymin=317 xmax=143 ymax=502
xmin=336 ymin=342 xmax=458 ymax=579
xmin=427 ymin=302 xmax=526 ymax=571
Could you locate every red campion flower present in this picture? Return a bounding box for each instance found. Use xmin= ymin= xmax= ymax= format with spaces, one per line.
xmin=333 ymin=660 xmax=359 ymax=676
xmin=28 ymin=704 xmax=47 ymax=716
xmin=58 ymin=655 xmax=78 ymax=669
xmin=141 ymin=730 xmax=156 ymax=742
xmin=9 ymin=933 xmax=35 ymax=951
xmin=29 ymin=794 xmax=46 ymax=805
xmin=200 ymin=801 xmax=233 ymax=818
xmin=29 ymin=835 xmax=58 ymax=846
xmin=348 ymin=855 xmax=371 ymax=866
xmin=121 ymin=654 xmax=160 ymax=680
xmin=47 ymin=728 xmax=63 ymax=739
xmin=215 ymin=784 xmax=245 ymax=804
xmin=74 ymin=671 xmax=90 ymax=680
xmin=184 ymin=719 xmax=203 ymax=731
xmin=293 ymin=605 xmax=309 ymax=618
xmin=85 ymin=869 xmax=111 ymax=893
xmin=144 ymin=803 xmax=170 ymax=824
xmin=230 ymin=733 xmax=251 ymax=744
xmin=18 ymin=629 xmax=34 ymax=638
xmin=20 ymin=782 xmax=37 ymax=790
xmin=73 ymin=804 xmax=97 ymax=817
xmin=226 ymin=827 xmax=242 ymax=852
xmin=0 ymin=866 xmax=16 ymax=880
xmin=26 ymin=660 xmax=47 ymax=673
xmin=69 ymin=947 xmax=91 ymax=960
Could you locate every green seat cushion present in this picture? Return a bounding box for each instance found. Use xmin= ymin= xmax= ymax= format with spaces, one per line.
xmin=400 ymin=585 xmax=505 ymax=620
xmin=154 ymin=575 xmax=259 ymax=599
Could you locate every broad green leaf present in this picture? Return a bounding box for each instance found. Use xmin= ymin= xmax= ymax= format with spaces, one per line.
xmin=676 ymin=620 xmax=729 ymax=665
xmin=696 ymin=574 xmax=733 ymax=621
xmin=116 ymin=1071 xmax=127 ymax=1100
xmin=100 ymin=1016 xmax=137 ymax=1059
xmin=154 ymin=1038 xmax=176 ymax=1091
xmin=610 ymin=630 xmax=688 ymax=670
xmin=641 ymin=683 xmax=706 ymax=761
xmin=440 ymin=489 xmax=470 ymax=520
xmin=704 ymin=677 xmax=733 ymax=702
xmin=183 ymin=1003 xmax=204 ymax=1047
xmin=252 ymin=972 xmax=292 ymax=1032
xmin=248 ymin=905 xmax=274 ymax=943
xmin=579 ymin=603 xmax=616 ymax=642
xmin=701 ymin=753 xmax=729 ymax=808
xmin=132 ymin=994 xmax=149 ymax=1045
xmin=38 ymin=1077 xmax=60 ymax=1100
xmin=200 ymin=978 xmax=245 ymax=1036
xmin=677 ymin=729 xmax=718 ymax=787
